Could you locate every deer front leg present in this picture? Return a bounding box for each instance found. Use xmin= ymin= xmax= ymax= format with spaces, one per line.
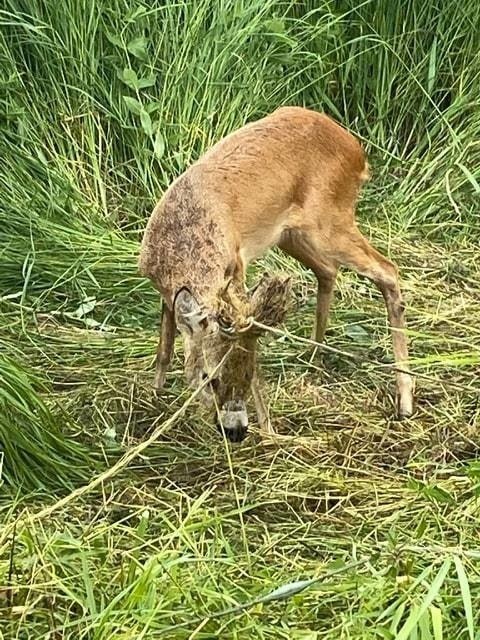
xmin=251 ymin=374 xmax=274 ymax=435
xmin=154 ymin=302 xmax=175 ymax=391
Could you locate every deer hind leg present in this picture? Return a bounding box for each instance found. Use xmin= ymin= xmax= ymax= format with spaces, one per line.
xmin=336 ymin=229 xmax=414 ymax=418
xmin=154 ymin=301 xmax=176 ymax=391
xmin=279 ymin=229 xmax=337 ymax=345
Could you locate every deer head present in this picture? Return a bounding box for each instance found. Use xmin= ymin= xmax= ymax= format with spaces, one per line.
xmin=174 ymin=274 xmax=291 ymax=442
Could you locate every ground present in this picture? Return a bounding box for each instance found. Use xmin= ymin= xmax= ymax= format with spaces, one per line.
xmin=2 ymin=223 xmax=479 ymax=638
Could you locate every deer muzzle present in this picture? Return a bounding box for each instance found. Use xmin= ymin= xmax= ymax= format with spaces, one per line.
xmin=216 ymin=399 xmax=248 ymax=442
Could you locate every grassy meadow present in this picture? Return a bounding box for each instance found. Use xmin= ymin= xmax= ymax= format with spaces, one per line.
xmin=1 ymin=0 xmax=480 ymax=637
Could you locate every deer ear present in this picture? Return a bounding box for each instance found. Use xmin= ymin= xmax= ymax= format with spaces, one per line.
xmin=174 ymin=289 xmax=209 ymax=335
xmin=250 ymin=274 xmax=291 ymax=328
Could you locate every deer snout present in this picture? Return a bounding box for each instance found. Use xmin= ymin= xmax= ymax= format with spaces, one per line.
xmin=216 ymin=399 xmax=248 ymax=442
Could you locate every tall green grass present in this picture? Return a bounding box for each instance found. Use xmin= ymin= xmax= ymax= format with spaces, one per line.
xmin=0 ymin=353 xmax=95 ymax=490
xmin=1 ymin=1 xmax=480 ymax=637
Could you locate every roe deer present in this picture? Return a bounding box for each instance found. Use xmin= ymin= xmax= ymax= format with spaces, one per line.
xmin=139 ymin=106 xmax=414 ymax=441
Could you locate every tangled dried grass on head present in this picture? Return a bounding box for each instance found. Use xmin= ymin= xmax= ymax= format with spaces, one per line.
xmin=217 ymin=273 xmax=292 ymax=336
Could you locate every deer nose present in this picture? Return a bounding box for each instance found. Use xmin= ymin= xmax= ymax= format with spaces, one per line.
xmin=216 ymin=400 xmax=248 ymax=442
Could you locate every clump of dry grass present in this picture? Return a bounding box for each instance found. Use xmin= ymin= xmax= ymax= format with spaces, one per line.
xmin=2 ymin=233 xmax=479 ymax=637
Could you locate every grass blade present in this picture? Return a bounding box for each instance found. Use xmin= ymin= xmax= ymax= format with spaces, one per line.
xmin=397 ymin=560 xmax=451 ymax=640
xmin=453 ymin=556 xmax=475 ymax=640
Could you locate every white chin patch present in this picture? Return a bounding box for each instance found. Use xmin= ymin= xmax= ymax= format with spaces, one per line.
xmin=220 ymin=408 xmax=249 ymax=430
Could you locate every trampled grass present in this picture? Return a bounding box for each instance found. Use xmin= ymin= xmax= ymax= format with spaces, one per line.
xmin=1 ymin=1 xmax=480 ymax=638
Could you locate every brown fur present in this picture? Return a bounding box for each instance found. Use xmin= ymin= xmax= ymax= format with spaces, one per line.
xmin=139 ymin=106 xmax=366 ymax=308
xmin=139 ymin=106 xmax=414 ymax=428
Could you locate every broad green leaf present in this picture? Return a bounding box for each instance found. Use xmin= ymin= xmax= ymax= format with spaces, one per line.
xmin=153 ymin=127 xmax=165 ymax=159
xmin=127 ymin=36 xmax=148 ymax=60
xmin=125 ymin=5 xmax=148 ymax=22
xmin=140 ymin=109 xmax=153 ymax=136
xmin=103 ymin=427 xmax=117 ymax=442
xmin=422 ymin=485 xmax=454 ymax=505
xmin=105 ymin=31 xmax=122 ymax=47
xmin=137 ymin=73 xmax=157 ymax=89
xmin=123 ymin=96 xmax=143 ymax=115
xmin=119 ymin=67 xmax=139 ymax=90
xmin=73 ymin=297 xmax=96 ymax=318
xmin=146 ymin=101 xmax=162 ymax=114
xmin=36 ymin=148 xmax=47 ymax=164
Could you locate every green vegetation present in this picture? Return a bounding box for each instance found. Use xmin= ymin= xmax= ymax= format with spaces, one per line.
xmin=1 ymin=0 xmax=480 ymax=637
